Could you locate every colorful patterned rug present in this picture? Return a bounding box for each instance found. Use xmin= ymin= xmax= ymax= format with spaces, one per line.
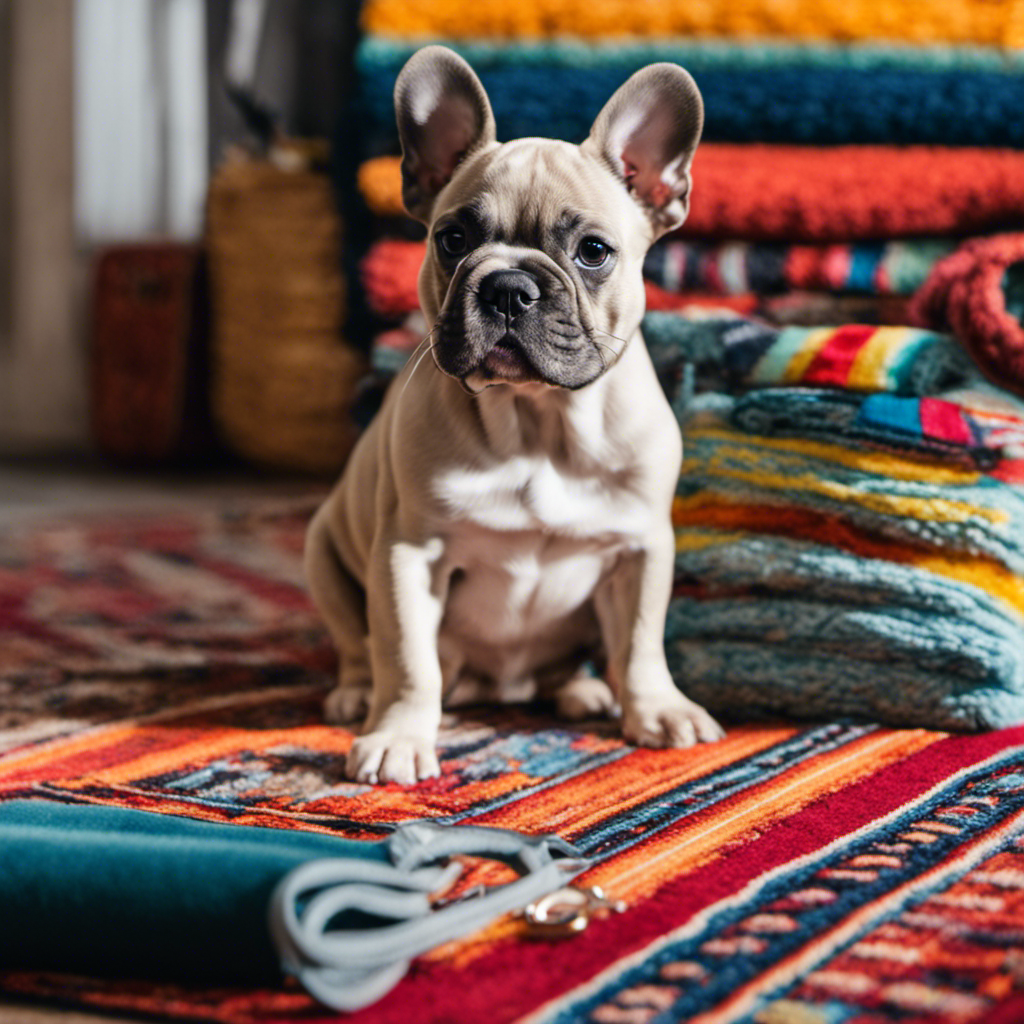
xmin=3 ymin=499 xmax=1024 ymax=1024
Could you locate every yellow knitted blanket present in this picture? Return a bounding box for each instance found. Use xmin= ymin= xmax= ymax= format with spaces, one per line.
xmin=362 ymin=0 xmax=1024 ymax=47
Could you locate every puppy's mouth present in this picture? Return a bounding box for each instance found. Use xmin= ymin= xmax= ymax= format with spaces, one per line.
xmin=480 ymin=335 xmax=544 ymax=384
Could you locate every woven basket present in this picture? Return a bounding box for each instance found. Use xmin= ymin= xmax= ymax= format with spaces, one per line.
xmin=206 ymin=145 xmax=365 ymax=474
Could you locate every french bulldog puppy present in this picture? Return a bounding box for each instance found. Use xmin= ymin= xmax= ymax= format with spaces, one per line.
xmin=306 ymin=46 xmax=724 ymax=784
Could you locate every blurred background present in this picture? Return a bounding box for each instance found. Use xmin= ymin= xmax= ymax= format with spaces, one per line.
xmin=3 ymin=0 xmax=1024 ymax=518
xmin=1 ymin=0 xmax=359 ymax=512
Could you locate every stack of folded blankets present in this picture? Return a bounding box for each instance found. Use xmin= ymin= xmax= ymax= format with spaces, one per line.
xmin=350 ymin=0 xmax=1024 ymax=731
xmin=353 ymin=0 xmax=1024 ymax=330
xmin=656 ymin=315 xmax=1024 ymax=732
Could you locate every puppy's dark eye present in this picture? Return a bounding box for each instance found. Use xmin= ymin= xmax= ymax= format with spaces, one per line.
xmin=576 ymin=237 xmax=610 ymax=268
xmin=437 ymin=227 xmax=468 ymax=257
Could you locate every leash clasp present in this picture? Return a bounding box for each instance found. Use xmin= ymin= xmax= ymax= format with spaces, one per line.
xmin=523 ymin=884 xmax=626 ymax=938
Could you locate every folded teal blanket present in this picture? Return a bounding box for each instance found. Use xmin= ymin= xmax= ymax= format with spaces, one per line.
xmin=356 ymin=37 xmax=1024 ymax=151
xmin=0 ymin=799 xmax=387 ymax=984
xmin=668 ymin=635 xmax=1024 ymax=731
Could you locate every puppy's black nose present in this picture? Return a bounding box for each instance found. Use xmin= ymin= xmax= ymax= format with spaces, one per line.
xmin=478 ymin=269 xmax=540 ymax=319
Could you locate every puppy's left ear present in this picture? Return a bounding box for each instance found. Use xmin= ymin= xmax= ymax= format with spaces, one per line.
xmin=394 ymin=46 xmax=497 ymax=223
xmin=582 ymin=64 xmax=703 ymax=236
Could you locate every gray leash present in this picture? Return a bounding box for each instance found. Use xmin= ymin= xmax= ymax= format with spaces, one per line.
xmin=268 ymin=821 xmax=589 ymax=1011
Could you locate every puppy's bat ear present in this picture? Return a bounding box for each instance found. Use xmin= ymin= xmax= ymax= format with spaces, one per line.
xmin=394 ymin=46 xmax=497 ymax=223
xmin=582 ymin=64 xmax=703 ymax=237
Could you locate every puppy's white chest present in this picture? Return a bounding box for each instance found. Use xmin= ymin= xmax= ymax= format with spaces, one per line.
xmin=437 ymin=455 xmax=649 ymax=538
xmin=435 ymin=455 xmax=651 ymax=678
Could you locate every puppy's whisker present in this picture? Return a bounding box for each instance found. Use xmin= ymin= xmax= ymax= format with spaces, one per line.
xmin=398 ymin=331 xmax=439 ymax=401
xmin=592 ymin=328 xmax=632 ymax=347
xmin=589 ymin=335 xmax=623 ymax=371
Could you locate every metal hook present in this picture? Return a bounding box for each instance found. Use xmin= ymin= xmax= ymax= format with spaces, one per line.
xmin=523 ymin=885 xmax=627 ymax=938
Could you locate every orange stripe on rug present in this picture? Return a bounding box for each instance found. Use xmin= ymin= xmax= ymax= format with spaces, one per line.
xmin=463 ymin=726 xmax=799 ymax=836
xmin=588 ymin=729 xmax=942 ymax=901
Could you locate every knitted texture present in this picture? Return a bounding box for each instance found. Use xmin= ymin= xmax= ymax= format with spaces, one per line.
xmin=911 ymin=234 xmax=1024 ymax=396
xmin=680 ymin=397 xmax=1024 ymax=571
xmin=360 ymin=238 xmax=424 ymax=317
xmin=357 ymin=40 xmax=1024 ymax=148
xmin=668 ymin=533 xmax=1024 ymax=730
xmin=645 ymin=239 xmax=955 ymax=296
xmin=729 ymin=388 xmax=1024 ymax=470
xmin=361 ymin=0 xmax=1024 ymax=47
xmin=357 ymin=148 xmax=1024 ymax=241
xmin=362 ymin=36 xmax=1024 ymax=73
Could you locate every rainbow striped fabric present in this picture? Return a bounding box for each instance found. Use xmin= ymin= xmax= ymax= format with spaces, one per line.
xmin=681 ymin=396 xmax=1024 ymax=565
xmin=731 ymin=389 xmax=1024 ymax=469
xmin=640 ymin=317 xmax=977 ymax=397
xmin=6 ymin=502 xmax=1024 ymax=1023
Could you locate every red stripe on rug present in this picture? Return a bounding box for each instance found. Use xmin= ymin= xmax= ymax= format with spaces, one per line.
xmin=980 ymin=992 xmax=1024 ymax=1024
xmin=799 ymin=324 xmax=876 ymax=387
xmin=292 ymin=726 xmax=1024 ymax=1024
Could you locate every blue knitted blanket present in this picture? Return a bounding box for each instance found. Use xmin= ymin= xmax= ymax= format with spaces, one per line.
xmin=355 ymin=37 xmax=1024 ymax=151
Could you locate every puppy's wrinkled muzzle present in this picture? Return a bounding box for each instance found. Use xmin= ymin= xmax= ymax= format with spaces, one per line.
xmin=433 ymin=248 xmax=606 ymax=389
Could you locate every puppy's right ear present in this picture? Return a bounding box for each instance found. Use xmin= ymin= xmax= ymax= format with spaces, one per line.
xmin=582 ymin=64 xmax=703 ymax=237
xmin=394 ymin=46 xmax=496 ymax=223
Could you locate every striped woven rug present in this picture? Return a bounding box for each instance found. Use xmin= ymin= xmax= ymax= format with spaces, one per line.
xmin=3 ymin=500 xmax=1024 ymax=1023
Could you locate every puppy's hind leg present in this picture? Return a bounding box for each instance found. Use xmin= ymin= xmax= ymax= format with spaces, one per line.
xmin=304 ymin=507 xmax=371 ymax=724
xmin=555 ymin=669 xmax=618 ymax=722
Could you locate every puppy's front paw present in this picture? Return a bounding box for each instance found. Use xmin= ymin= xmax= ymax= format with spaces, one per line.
xmin=622 ymin=692 xmax=724 ymax=749
xmin=346 ymin=731 xmax=441 ymax=785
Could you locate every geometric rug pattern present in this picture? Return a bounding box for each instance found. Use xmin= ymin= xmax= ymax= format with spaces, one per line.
xmin=2 ymin=500 xmax=1024 ymax=1023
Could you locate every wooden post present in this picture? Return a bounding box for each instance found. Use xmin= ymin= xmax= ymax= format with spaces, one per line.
xmin=0 ymin=0 xmax=85 ymax=451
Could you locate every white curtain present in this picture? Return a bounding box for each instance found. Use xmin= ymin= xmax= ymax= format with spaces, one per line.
xmin=74 ymin=0 xmax=208 ymax=243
